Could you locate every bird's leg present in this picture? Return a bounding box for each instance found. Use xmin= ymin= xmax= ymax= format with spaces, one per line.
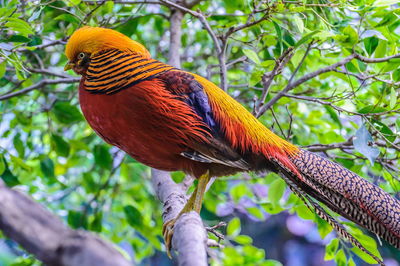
xmin=162 ymin=171 xmax=211 ymax=258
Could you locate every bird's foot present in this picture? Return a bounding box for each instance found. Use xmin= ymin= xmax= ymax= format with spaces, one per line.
xmin=162 ymin=218 xmax=177 ymax=258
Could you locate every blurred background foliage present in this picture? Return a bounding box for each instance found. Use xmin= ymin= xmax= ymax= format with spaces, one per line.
xmin=0 ymin=0 xmax=399 ymax=265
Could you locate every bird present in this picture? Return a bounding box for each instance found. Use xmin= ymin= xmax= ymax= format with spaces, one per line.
xmin=64 ymin=26 xmax=399 ymax=264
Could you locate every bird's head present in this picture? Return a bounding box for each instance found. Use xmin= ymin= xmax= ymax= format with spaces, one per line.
xmin=64 ymin=26 xmax=151 ymax=75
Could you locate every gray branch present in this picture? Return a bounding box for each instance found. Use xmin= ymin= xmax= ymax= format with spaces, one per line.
xmin=0 ymin=180 xmax=131 ymax=266
xmin=151 ymin=170 xmax=207 ymax=266
xmin=0 ymin=78 xmax=80 ymax=101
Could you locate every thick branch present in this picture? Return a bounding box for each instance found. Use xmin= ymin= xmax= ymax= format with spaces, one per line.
xmin=168 ymin=8 xmax=184 ymax=68
xmin=0 ymin=180 xmax=131 ymax=266
xmin=151 ymin=170 xmax=207 ymax=265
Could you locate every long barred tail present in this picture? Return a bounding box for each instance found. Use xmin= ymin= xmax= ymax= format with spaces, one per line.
xmin=272 ymin=149 xmax=400 ymax=264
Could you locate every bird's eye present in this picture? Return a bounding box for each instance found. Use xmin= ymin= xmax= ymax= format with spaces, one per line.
xmin=78 ymin=52 xmax=86 ymax=59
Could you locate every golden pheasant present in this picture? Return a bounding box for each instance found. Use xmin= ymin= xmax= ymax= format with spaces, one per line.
xmin=64 ymin=26 xmax=399 ymax=263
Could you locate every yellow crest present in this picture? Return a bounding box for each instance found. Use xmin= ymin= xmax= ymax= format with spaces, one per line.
xmin=65 ymin=26 xmax=151 ymax=60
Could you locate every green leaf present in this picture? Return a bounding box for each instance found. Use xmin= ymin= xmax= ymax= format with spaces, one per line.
xmin=124 ymin=205 xmax=143 ymax=228
xmin=342 ymin=25 xmax=359 ymax=46
xmin=82 ymin=173 xmax=96 ymax=193
xmin=246 ymin=207 xmax=264 ymax=220
xmin=230 ymin=183 xmax=251 ymax=203
xmin=295 ymin=30 xmax=320 ymax=48
xmin=261 ymin=202 xmax=285 ymax=214
xmin=268 ymin=178 xmax=286 ymax=206
xmin=1 ymin=161 xmax=19 ymax=187
xmin=293 ymin=15 xmax=304 ymax=33
xmin=93 ymin=145 xmax=113 ymax=170
xmin=40 ymin=157 xmax=55 ymax=179
xmin=28 ymin=7 xmax=43 ymax=22
xmin=5 ymin=18 xmax=34 ymax=36
xmin=171 ymin=171 xmax=185 ymax=183
xmin=372 ymin=120 xmax=397 ymax=142
xmin=351 ymin=246 xmax=381 ymax=264
xmin=90 ymin=212 xmax=103 ymax=232
xmin=389 ymin=87 xmax=397 ymax=109
xmin=243 ymin=49 xmax=261 ymax=65
xmin=6 ymin=35 xmax=31 ymax=43
xmin=324 ymin=238 xmax=339 ymax=260
xmin=0 ymin=60 xmax=6 ymax=79
xmin=265 ymin=260 xmax=283 ymax=266
xmin=52 ymin=102 xmax=83 ymax=124
xmin=315 ymin=215 xmax=332 ymax=239
xmin=348 ymin=257 xmax=356 ymax=266
xmin=357 ymin=105 xmax=386 ymax=114
xmin=364 ymin=36 xmax=379 ymax=56
xmin=324 ymin=106 xmax=341 ymax=128
xmin=234 ymin=235 xmax=253 ymax=245
xmin=374 ymin=40 xmax=387 ymax=58
xmin=227 ymin=217 xmax=241 ymax=237
xmin=294 ymin=204 xmax=314 ymax=220
xmin=68 ymin=210 xmax=88 ymax=229
xmin=54 ymin=14 xmax=80 ymax=25
xmin=348 ymin=227 xmax=382 ymax=262
xmin=375 ymin=14 xmax=397 ymax=28
xmin=13 ymin=133 xmax=25 ymax=158
xmin=0 ymin=154 xmax=5 ymax=176
xmin=283 ymin=32 xmax=296 ymax=47
xmin=249 ymin=69 xmax=263 ymax=86
xmin=10 ymin=155 xmax=30 ymax=171
xmin=273 ymin=21 xmax=283 ymax=54
xmin=51 ymin=134 xmax=70 ymax=157
xmin=373 ymin=0 xmax=400 ymax=7
xmin=334 ymin=249 xmax=347 ymax=266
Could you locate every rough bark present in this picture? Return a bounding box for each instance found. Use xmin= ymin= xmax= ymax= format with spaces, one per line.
xmin=151 ymin=170 xmax=207 ymax=266
xmin=168 ymin=8 xmax=183 ymax=68
xmin=0 ymin=180 xmax=131 ymax=266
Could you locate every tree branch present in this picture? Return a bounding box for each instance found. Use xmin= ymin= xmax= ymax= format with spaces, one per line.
xmin=283 ymin=93 xmax=400 ymax=116
xmin=151 ymin=170 xmax=207 ymax=265
xmin=0 ymin=180 xmax=131 ymax=266
xmin=257 ymin=51 xmax=400 ymax=114
xmin=257 ymin=43 xmax=313 ymax=116
xmin=0 ymin=78 xmax=80 ymax=101
xmin=304 ymin=138 xmax=354 ymax=152
xmin=253 ymin=47 xmax=294 ymax=115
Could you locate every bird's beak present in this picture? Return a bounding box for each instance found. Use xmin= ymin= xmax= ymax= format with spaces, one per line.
xmin=64 ymin=61 xmax=75 ymax=71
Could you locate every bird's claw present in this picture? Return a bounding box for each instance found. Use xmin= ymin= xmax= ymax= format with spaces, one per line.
xmin=162 ymin=218 xmax=176 ymax=258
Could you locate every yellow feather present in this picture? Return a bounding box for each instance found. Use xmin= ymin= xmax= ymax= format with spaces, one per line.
xmin=192 ymin=74 xmax=299 ymax=156
xmin=65 ymin=26 xmax=150 ymax=61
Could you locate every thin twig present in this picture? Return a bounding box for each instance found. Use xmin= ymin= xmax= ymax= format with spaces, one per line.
xmin=257 ymin=51 xmax=400 ymax=115
xmin=257 ymin=43 xmax=312 ymax=117
xmin=0 ymin=78 xmax=80 ymax=101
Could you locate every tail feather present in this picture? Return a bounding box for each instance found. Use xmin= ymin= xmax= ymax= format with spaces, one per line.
xmin=277 ymin=170 xmax=385 ymax=266
xmin=289 ymin=149 xmax=400 ymax=249
xmin=270 ymin=148 xmax=400 ymax=265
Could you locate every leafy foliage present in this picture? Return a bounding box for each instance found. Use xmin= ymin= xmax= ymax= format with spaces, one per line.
xmin=0 ymin=0 xmax=399 ymax=265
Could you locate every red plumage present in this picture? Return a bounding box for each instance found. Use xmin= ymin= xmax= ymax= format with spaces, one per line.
xmin=80 ymin=78 xmax=208 ymax=174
